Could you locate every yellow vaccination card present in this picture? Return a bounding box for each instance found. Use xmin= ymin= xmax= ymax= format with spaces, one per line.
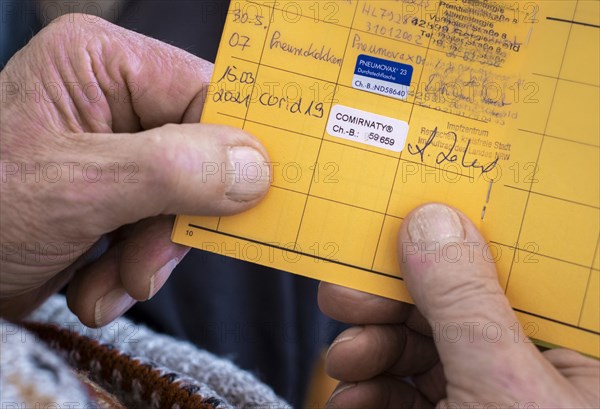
xmin=173 ymin=0 xmax=600 ymax=357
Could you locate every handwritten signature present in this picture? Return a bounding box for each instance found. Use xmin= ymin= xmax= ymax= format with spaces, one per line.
xmin=407 ymin=127 xmax=500 ymax=175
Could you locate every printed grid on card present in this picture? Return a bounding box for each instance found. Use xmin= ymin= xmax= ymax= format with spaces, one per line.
xmin=173 ymin=0 xmax=600 ymax=357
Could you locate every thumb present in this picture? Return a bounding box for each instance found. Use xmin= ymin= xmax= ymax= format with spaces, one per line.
xmin=398 ymin=203 xmax=566 ymax=403
xmin=67 ymin=123 xmax=270 ymax=232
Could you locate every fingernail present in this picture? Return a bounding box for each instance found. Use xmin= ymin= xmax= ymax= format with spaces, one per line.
xmin=327 ymin=383 xmax=357 ymax=405
xmin=408 ymin=204 xmax=464 ymax=244
xmin=226 ymin=147 xmax=270 ymax=202
xmin=149 ymin=258 xmax=178 ymax=300
xmin=94 ymin=288 xmax=135 ymax=327
xmin=326 ymin=326 xmax=364 ymax=358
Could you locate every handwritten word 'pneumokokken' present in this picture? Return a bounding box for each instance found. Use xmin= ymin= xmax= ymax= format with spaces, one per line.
xmin=270 ymin=31 xmax=343 ymax=66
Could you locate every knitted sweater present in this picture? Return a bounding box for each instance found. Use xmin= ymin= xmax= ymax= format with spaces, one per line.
xmin=0 ymin=295 xmax=291 ymax=409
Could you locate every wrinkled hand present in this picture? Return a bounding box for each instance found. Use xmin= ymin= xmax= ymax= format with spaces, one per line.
xmin=1 ymin=14 xmax=270 ymax=326
xmin=319 ymin=203 xmax=599 ymax=408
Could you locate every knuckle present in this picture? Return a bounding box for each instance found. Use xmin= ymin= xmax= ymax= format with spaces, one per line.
xmin=41 ymin=13 xmax=87 ymax=42
xmin=36 ymin=13 xmax=115 ymax=64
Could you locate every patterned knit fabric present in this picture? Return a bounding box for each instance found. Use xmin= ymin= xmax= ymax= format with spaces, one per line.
xmin=1 ymin=295 xmax=291 ymax=409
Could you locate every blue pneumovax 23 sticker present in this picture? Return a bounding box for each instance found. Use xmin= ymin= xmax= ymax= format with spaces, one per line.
xmin=352 ymin=54 xmax=413 ymax=100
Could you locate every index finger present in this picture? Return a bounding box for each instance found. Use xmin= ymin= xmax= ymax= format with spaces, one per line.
xmin=318 ymin=282 xmax=430 ymax=336
xmin=5 ymin=13 xmax=213 ymax=134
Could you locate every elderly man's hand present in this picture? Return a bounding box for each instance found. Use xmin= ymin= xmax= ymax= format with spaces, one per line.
xmin=319 ymin=203 xmax=599 ymax=408
xmin=1 ymin=14 xmax=270 ymax=326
